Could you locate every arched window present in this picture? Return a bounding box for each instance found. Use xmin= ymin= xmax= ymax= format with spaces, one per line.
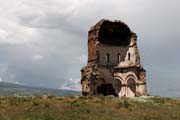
xmin=127 ymin=78 xmax=136 ymax=93
xmin=118 ymin=53 xmax=121 ymax=63
xmin=128 ymin=52 xmax=130 ymax=61
xmin=106 ymin=53 xmax=110 ymax=63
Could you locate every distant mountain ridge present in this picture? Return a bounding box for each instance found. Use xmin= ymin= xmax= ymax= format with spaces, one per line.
xmin=0 ymin=82 xmax=81 ymax=96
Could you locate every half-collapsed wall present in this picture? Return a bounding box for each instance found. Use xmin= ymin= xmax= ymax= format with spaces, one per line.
xmin=81 ymin=19 xmax=147 ymax=97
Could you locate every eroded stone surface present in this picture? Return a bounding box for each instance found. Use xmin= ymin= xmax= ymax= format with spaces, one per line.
xmin=81 ymin=19 xmax=147 ymax=97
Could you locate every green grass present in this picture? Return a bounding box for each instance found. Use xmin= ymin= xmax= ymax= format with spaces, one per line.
xmin=0 ymin=96 xmax=180 ymax=120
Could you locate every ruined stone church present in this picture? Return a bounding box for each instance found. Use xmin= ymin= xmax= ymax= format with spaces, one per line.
xmin=81 ymin=19 xmax=147 ymax=97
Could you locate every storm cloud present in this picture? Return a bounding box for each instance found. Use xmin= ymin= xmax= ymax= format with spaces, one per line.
xmin=0 ymin=0 xmax=180 ymax=97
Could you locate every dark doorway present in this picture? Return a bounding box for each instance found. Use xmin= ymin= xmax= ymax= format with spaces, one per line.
xmin=127 ymin=78 xmax=136 ymax=93
xmin=97 ymin=84 xmax=116 ymax=96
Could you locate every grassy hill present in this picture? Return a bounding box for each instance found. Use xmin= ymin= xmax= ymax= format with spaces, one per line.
xmin=0 ymin=96 xmax=179 ymax=120
xmin=0 ymin=82 xmax=81 ymax=96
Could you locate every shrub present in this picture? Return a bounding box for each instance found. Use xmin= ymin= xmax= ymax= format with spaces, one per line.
xmin=123 ymin=99 xmax=130 ymax=108
xmin=116 ymin=101 xmax=123 ymax=109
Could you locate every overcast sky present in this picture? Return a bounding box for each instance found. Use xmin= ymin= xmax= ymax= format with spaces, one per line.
xmin=0 ymin=0 xmax=179 ymax=97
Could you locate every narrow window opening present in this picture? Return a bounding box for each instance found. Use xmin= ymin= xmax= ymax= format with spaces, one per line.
xmin=128 ymin=52 xmax=130 ymax=61
xmin=106 ymin=53 xmax=110 ymax=63
xmin=118 ymin=53 xmax=121 ymax=63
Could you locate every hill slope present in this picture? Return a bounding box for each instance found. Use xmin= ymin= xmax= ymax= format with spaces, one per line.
xmin=0 ymin=96 xmax=179 ymax=120
xmin=0 ymin=82 xmax=81 ymax=96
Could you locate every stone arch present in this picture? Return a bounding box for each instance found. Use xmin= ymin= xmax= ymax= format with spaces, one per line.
xmin=127 ymin=78 xmax=136 ymax=94
xmin=125 ymin=72 xmax=137 ymax=96
xmin=113 ymin=79 xmax=122 ymax=96
xmin=114 ymin=74 xmax=125 ymax=84
xmin=125 ymin=72 xmax=138 ymax=83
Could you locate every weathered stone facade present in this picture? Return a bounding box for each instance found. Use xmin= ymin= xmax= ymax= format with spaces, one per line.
xmin=81 ymin=19 xmax=147 ymax=97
